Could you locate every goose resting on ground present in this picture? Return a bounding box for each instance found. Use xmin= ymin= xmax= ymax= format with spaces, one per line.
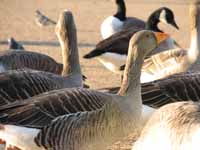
xmin=84 ymin=7 xmax=179 ymax=76
xmin=0 ymin=6 xmax=86 ymax=107
xmin=7 ymin=37 xmax=24 ymax=50
xmin=100 ymin=0 xmax=146 ymax=39
xmin=98 ymin=72 xmax=200 ymax=108
xmin=0 ymin=23 xmax=168 ymax=150
xmin=132 ymin=101 xmax=200 ymax=150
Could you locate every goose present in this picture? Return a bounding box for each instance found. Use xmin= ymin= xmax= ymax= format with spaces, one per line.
xmin=0 ymin=7 xmax=85 ymax=106
xmin=7 ymin=37 xmax=24 ymax=50
xmin=84 ymin=7 xmax=179 ymax=76
xmin=98 ymin=72 xmax=200 ymax=108
xmin=132 ymin=101 xmax=200 ymax=150
xmin=0 ymin=15 xmax=79 ymax=75
xmin=0 ymin=27 xmax=169 ymax=149
xmin=35 ymin=10 xmax=56 ymax=27
xmin=100 ymin=0 xmax=145 ymax=39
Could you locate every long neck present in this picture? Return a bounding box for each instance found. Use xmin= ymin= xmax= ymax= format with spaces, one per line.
xmin=118 ymin=45 xmax=143 ymax=96
xmin=56 ymin=14 xmax=82 ymax=77
xmin=145 ymin=10 xmax=162 ymax=32
xmin=114 ymin=0 xmax=126 ymax=21
xmin=188 ymin=4 xmax=200 ymax=64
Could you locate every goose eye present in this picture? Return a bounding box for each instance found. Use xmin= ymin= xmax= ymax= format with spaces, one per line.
xmin=146 ymin=34 xmax=150 ymax=38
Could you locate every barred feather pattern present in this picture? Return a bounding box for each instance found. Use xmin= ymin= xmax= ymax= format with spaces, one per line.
xmin=142 ymin=48 xmax=188 ymax=80
xmin=142 ymin=72 xmax=200 ymax=108
xmin=0 ymin=88 xmax=109 ymax=128
xmin=0 ymin=69 xmax=63 ymax=107
xmin=99 ymin=72 xmax=200 ymax=108
xmin=0 ymin=50 xmax=62 ymax=74
xmin=34 ymin=101 xmax=136 ymax=150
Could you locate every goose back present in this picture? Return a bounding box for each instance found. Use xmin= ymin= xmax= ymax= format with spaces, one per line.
xmin=0 ymin=50 xmax=62 ymax=74
xmin=132 ymin=101 xmax=200 ymax=150
xmin=0 ymin=88 xmax=110 ymax=128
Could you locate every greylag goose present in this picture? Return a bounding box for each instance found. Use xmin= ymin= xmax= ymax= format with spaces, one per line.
xmin=98 ymin=72 xmax=200 ymax=108
xmin=84 ymin=7 xmax=179 ymax=76
xmin=7 ymin=37 xmax=24 ymax=50
xmin=0 ymin=28 xmax=168 ymax=150
xmin=132 ymin=101 xmax=200 ymax=150
xmin=0 ymin=11 xmax=81 ymax=75
xmin=0 ymin=8 xmax=84 ymax=106
xmin=35 ymin=10 xmax=56 ymax=27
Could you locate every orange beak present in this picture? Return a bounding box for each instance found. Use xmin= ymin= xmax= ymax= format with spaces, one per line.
xmin=154 ymin=32 xmax=170 ymax=44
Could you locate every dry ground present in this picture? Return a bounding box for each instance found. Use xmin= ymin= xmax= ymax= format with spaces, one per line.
xmin=0 ymin=0 xmax=192 ymax=149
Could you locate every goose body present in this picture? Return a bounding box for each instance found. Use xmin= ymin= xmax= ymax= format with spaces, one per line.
xmin=7 ymin=37 xmax=24 ymax=50
xmin=0 ymin=14 xmax=169 ymax=150
xmin=100 ymin=0 xmax=145 ymax=39
xmin=85 ymin=7 xmax=179 ymax=76
xmin=99 ymin=72 xmax=200 ymax=108
xmin=132 ymin=101 xmax=200 ymax=150
xmin=0 ymin=7 xmax=83 ymax=106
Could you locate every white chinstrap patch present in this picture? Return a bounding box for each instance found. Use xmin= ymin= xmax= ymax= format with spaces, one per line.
xmin=159 ymin=9 xmax=167 ymax=24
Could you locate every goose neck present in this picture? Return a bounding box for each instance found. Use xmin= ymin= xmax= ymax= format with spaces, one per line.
xmin=188 ymin=4 xmax=200 ymax=64
xmin=114 ymin=0 xmax=126 ymax=21
xmin=56 ymin=14 xmax=82 ymax=77
xmin=118 ymin=45 xmax=143 ymax=97
xmin=146 ymin=11 xmax=162 ymax=32
xmin=188 ymin=29 xmax=200 ymax=64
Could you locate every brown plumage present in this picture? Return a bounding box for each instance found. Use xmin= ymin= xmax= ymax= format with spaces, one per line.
xmin=99 ymin=72 xmax=200 ymax=108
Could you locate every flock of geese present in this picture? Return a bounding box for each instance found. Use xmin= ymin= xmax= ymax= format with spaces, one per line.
xmin=0 ymin=0 xmax=200 ymax=150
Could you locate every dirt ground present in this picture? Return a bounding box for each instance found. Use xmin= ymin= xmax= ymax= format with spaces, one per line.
xmin=0 ymin=0 xmax=192 ymax=149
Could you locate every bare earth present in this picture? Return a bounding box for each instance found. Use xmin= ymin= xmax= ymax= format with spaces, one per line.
xmin=0 ymin=0 xmax=191 ymax=150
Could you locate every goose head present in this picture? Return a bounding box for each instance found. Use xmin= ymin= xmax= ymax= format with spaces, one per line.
xmin=146 ymin=7 xmax=179 ymax=32
xmin=119 ymin=30 xmax=169 ymax=96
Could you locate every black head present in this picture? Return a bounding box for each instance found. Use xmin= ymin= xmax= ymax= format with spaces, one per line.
xmin=158 ymin=7 xmax=179 ymax=30
xmin=115 ymin=0 xmax=124 ymax=4
xmin=113 ymin=0 xmax=126 ymax=21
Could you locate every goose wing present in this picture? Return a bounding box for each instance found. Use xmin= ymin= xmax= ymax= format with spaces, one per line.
xmin=122 ymin=17 xmax=146 ymax=30
xmin=34 ymin=101 xmax=123 ymax=150
xmin=0 ymin=69 xmax=63 ymax=106
xmin=141 ymin=48 xmax=188 ymax=83
xmin=83 ymin=28 xmax=137 ymax=58
xmin=142 ymin=72 xmax=200 ymax=108
xmin=0 ymin=88 xmax=110 ymax=128
xmin=0 ymin=50 xmax=62 ymax=74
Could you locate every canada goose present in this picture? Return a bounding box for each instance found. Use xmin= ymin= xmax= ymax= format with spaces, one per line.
xmin=98 ymin=72 xmax=200 ymax=108
xmin=0 ymin=8 xmax=85 ymax=106
xmin=0 ymin=28 xmax=169 ymax=149
xmin=132 ymin=101 xmax=200 ymax=150
xmin=84 ymin=7 xmax=179 ymax=76
xmin=7 ymin=37 xmax=24 ymax=50
xmin=35 ymin=10 xmax=56 ymax=27
xmin=100 ymin=0 xmax=145 ymax=39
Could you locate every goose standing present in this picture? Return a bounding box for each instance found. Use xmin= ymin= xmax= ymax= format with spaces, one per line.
xmin=7 ymin=37 xmax=24 ymax=50
xmin=100 ymin=0 xmax=145 ymax=39
xmin=0 ymin=28 xmax=168 ymax=149
xmin=0 ymin=8 xmax=84 ymax=106
xmin=35 ymin=10 xmax=56 ymax=27
xmin=84 ymin=7 xmax=179 ymax=76
xmin=132 ymin=101 xmax=200 ymax=150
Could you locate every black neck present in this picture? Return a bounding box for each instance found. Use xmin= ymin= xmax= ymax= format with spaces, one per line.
xmin=114 ymin=0 xmax=126 ymax=21
xmin=145 ymin=10 xmax=163 ymax=32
